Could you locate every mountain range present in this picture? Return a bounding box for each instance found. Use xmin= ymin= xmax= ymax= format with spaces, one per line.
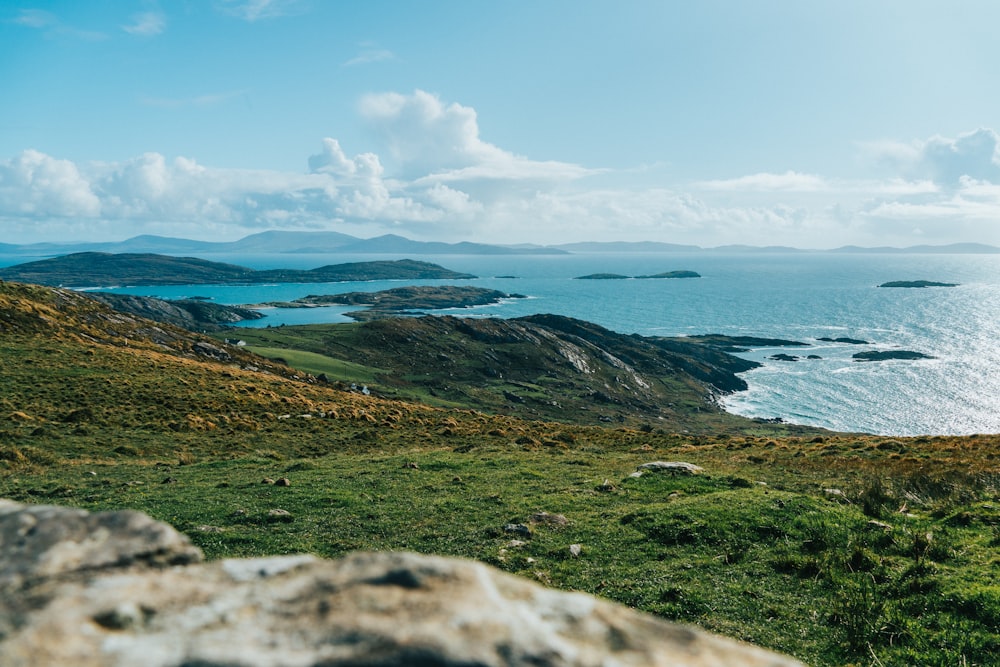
xmin=1 ymin=231 xmax=997 ymax=257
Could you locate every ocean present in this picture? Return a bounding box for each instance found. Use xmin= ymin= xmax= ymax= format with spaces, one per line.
xmin=4 ymin=250 xmax=999 ymax=437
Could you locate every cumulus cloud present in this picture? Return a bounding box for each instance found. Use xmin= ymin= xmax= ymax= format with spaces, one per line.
xmin=865 ymin=128 xmax=1000 ymax=186
xmin=359 ymin=90 xmax=596 ymax=184
xmin=4 ymin=90 xmax=1000 ymax=248
xmin=0 ymin=150 xmax=101 ymax=217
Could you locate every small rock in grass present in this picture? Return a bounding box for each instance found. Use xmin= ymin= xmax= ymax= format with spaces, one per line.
xmin=503 ymin=523 xmax=532 ymax=537
xmin=569 ymin=544 xmax=583 ymax=558
xmin=274 ymin=478 xmax=291 ymax=487
xmin=530 ymin=512 xmax=568 ymax=526
xmin=636 ymin=461 xmax=704 ymax=475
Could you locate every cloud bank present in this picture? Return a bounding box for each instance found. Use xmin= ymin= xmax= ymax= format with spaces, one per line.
xmin=2 ymin=91 xmax=999 ymax=247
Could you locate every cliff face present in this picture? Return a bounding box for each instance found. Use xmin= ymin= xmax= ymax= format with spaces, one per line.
xmin=0 ymin=499 xmax=804 ymax=667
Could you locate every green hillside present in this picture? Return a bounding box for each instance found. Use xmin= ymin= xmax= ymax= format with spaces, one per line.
xmin=1 ymin=279 xmax=998 ymax=666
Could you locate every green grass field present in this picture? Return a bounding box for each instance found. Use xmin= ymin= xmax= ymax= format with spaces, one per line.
xmin=2 ymin=281 xmax=999 ymax=666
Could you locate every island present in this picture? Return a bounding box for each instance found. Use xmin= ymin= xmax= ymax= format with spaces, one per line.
xmin=252 ymin=286 xmax=526 ymax=321
xmin=0 ymin=253 xmax=476 ymax=287
xmin=878 ymin=280 xmax=958 ymax=288
xmin=853 ymin=350 xmax=935 ymax=362
xmin=574 ymin=271 xmax=700 ymax=280
xmin=817 ymin=336 xmax=869 ymax=345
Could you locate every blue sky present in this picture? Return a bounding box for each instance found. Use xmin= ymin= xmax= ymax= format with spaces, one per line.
xmin=3 ymin=0 xmax=1000 ymax=248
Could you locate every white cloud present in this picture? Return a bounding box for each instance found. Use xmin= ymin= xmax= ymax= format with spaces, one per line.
xmin=217 ymin=0 xmax=302 ymax=21
xmin=11 ymin=8 xmax=107 ymax=40
xmin=4 ymin=92 xmax=1000 ymax=249
xmin=0 ymin=150 xmax=101 ymax=217
xmin=13 ymin=9 xmax=57 ymax=29
xmin=864 ymin=128 xmax=1000 ymax=186
xmin=359 ymin=90 xmax=597 ymax=185
xmin=342 ymin=44 xmax=395 ymax=68
xmin=122 ymin=11 xmax=166 ymax=36
xmin=696 ymin=171 xmax=830 ymax=192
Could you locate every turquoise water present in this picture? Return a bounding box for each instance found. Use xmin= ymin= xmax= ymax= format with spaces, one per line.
xmin=4 ymin=251 xmax=999 ymax=436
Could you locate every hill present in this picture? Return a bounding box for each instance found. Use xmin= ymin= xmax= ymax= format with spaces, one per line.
xmin=0 ymin=253 xmax=476 ymax=287
xmin=224 ymin=313 xmax=816 ymax=433
xmin=1 ymin=279 xmax=999 ymax=666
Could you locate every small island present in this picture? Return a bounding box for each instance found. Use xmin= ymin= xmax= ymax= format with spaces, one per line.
xmin=575 ymin=270 xmax=701 ymax=280
xmin=252 ymin=285 xmax=526 ymax=321
xmin=878 ymin=280 xmax=958 ymax=288
xmin=853 ymin=350 xmax=935 ymax=362
xmin=817 ymin=336 xmax=869 ymax=345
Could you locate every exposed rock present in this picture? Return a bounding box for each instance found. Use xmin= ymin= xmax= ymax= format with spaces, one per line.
xmin=852 ymin=350 xmax=935 ymax=362
xmin=636 ymin=461 xmax=705 ymax=475
xmin=529 ymin=511 xmax=569 ymax=526
xmin=816 ymin=336 xmax=869 ymax=345
xmin=769 ymin=354 xmax=799 ymax=362
xmin=0 ymin=501 xmax=804 ymax=666
xmin=190 ymin=341 xmax=231 ymax=362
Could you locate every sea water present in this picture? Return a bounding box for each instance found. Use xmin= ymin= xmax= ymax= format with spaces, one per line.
xmin=4 ymin=251 xmax=999 ymax=436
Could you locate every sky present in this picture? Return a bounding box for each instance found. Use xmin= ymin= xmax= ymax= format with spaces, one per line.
xmin=3 ymin=0 xmax=1000 ymax=249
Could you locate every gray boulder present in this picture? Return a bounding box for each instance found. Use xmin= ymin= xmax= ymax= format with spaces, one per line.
xmin=0 ymin=499 xmax=802 ymax=667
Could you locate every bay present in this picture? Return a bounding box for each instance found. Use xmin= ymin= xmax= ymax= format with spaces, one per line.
xmin=3 ymin=250 xmax=998 ymax=437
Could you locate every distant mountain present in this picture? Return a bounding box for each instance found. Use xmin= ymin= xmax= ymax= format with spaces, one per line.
xmin=0 ymin=231 xmax=565 ymax=257
xmin=338 ymin=234 xmax=567 ymax=255
xmin=0 ymin=253 xmax=476 ymax=288
xmin=554 ymin=241 xmax=702 ymax=253
xmin=2 ymin=231 xmax=998 ymax=257
xmin=831 ymin=243 xmax=1000 ymax=254
xmin=225 ymin=230 xmax=361 ymax=253
xmin=709 ymin=244 xmax=805 ymax=253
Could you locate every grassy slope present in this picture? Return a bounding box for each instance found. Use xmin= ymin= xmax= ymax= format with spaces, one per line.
xmin=2 ymin=280 xmax=999 ymax=666
xmin=222 ymin=314 xmax=816 ymax=436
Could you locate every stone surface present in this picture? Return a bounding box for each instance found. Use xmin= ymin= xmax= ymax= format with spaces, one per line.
xmin=0 ymin=499 xmax=803 ymax=667
xmin=636 ymin=461 xmax=705 ymax=475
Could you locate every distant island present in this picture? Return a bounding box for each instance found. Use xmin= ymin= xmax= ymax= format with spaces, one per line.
xmin=575 ymin=271 xmax=701 ymax=280
xmin=878 ymin=280 xmax=958 ymax=288
xmin=252 ymin=286 xmax=526 ymax=321
xmin=0 ymin=253 xmax=476 ymax=288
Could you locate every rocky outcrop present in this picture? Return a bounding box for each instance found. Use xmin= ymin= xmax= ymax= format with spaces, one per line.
xmin=0 ymin=499 xmax=803 ymax=667
xmin=853 ymin=350 xmax=935 ymax=362
xmin=86 ymin=293 xmax=264 ymax=331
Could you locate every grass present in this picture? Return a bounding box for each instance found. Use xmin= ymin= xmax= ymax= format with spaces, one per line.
xmin=2 ymin=281 xmax=1000 ymax=666
xmin=244 ymin=345 xmax=384 ymax=384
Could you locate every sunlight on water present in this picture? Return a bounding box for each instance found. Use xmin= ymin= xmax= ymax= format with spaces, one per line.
xmin=10 ymin=250 xmax=995 ymax=437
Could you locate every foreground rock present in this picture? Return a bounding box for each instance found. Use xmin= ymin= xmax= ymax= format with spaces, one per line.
xmin=0 ymin=499 xmax=802 ymax=667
